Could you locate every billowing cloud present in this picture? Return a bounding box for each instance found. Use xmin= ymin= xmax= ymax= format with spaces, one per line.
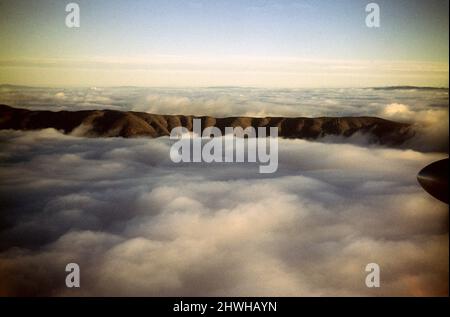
xmin=379 ymin=103 xmax=449 ymax=152
xmin=0 ymin=129 xmax=447 ymax=296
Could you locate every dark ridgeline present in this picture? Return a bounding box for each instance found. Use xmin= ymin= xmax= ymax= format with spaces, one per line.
xmin=0 ymin=104 xmax=414 ymax=145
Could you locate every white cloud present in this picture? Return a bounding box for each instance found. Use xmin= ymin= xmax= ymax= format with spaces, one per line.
xmin=0 ymin=129 xmax=447 ymax=296
xmin=380 ymin=103 xmax=449 ymax=152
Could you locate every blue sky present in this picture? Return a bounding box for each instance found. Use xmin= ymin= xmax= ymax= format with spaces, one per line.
xmin=0 ymin=0 xmax=448 ymax=87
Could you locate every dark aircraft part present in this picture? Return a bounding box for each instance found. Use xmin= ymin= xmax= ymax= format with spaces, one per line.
xmin=417 ymin=158 xmax=449 ymax=204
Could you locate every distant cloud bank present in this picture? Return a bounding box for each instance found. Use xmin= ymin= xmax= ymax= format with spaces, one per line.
xmin=0 ymin=57 xmax=448 ymax=87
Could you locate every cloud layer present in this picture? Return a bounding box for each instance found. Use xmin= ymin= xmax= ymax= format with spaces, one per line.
xmin=0 ymin=129 xmax=447 ymax=296
xmin=1 ymin=57 xmax=447 ymax=87
xmin=1 ymin=85 xmax=447 ymax=117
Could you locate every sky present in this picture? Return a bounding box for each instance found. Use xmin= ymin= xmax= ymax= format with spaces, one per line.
xmin=0 ymin=0 xmax=448 ymax=87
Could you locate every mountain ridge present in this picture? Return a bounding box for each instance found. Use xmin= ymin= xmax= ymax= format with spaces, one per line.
xmin=0 ymin=104 xmax=415 ymax=145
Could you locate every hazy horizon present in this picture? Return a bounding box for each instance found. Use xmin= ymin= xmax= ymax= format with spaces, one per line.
xmin=1 ymin=83 xmax=449 ymax=89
